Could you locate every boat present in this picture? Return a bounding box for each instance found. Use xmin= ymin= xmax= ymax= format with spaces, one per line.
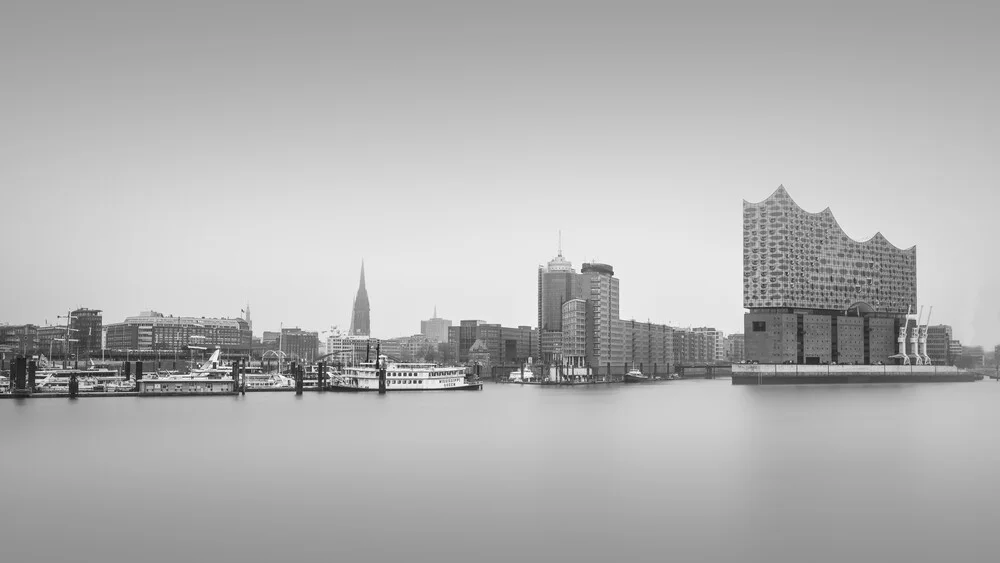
xmin=509 ymin=364 xmax=535 ymax=383
xmin=245 ymin=372 xmax=294 ymax=389
xmin=624 ymin=368 xmax=651 ymax=383
xmin=330 ymin=356 xmax=482 ymax=392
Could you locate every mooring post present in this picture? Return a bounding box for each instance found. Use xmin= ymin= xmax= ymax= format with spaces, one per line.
xmin=14 ymin=357 xmax=27 ymax=393
xmin=69 ymin=373 xmax=79 ymax=397
xmin=27 ymin=359 xmax=36 ymax=392
xmin=294 ymin=362 xmax=303 ymax=395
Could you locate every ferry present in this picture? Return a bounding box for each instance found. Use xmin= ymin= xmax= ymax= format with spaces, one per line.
xmin=330 ymin=356 xmax=482 ymax=392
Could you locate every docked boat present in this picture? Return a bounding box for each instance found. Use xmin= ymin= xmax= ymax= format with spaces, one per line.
xmin=624 ymin=368 xmax=651 ymax=383
xmin=330 ymin=356 xmax=482 ymax=392
xmin=245 ymin=372 xmax=294 ymax=389
xmin=509 ymin=365 xmax=535 ymax=383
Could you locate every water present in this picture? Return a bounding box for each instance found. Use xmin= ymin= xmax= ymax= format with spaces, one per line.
xmin=2 ymin=379 xmax=999 ymax=562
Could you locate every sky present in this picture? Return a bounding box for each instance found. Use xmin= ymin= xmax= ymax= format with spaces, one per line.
xmin=1 ymin=1 xmax=998 ymax=346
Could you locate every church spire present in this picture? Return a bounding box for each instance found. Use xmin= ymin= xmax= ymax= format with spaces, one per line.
xmin=350 ymin=260 xmax=371 ymax=336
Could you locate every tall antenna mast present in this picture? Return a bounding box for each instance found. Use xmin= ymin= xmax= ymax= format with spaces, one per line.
xmin=558 ymin=230 xmax=562 ymax=256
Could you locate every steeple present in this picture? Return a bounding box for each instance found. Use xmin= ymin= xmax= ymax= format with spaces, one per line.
xmin=350 ymin=260 xmax=371 ymax=336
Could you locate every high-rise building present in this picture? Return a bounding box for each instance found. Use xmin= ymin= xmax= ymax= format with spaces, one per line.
xmin=580 ymin=262 xmax=624 ymax=369
xmin=420 ymin=307 xmax=452 ymax=343
xmin=537 ymin=246 xmax=584 ymax=363
xmin=350 ymin=262 xmax=371 ymax=336
xmin=744 ymin=187 xmax=918 ymax=365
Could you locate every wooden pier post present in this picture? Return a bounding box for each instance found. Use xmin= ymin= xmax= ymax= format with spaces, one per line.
xmin=294 ymin=362 xmax=303 ymax=395
xmin=13 ymin=357 xmax=27 ymax=394
xmin=376 ymin=342 xmax=386 ymax=394
xmin=68 ymin=373 xmax=79 ymax=397
xmin=27 ymin=359 xmax=36 ymax=391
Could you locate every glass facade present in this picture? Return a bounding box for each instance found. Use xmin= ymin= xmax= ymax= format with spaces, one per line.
xmin=744 ymin=186 xmax=917 ymax=314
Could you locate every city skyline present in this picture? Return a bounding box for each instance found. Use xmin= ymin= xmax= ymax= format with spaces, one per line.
xmin=1 ymin=2 xmax=997 ymax=346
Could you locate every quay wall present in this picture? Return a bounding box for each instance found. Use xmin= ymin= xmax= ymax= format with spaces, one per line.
xmin=731 ymin=364 xmax=978 ymax=385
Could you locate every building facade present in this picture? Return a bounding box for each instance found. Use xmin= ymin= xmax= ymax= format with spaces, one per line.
xmin=623 ymin=321 xmax=674 ymax=374
xmin=744 ymin=186 xmax=918 ymax=365
xmin=448 ymin=321 xmax=537 ymax=369
xmin=727 ymin=333 xmax=745 ymax=363
xmin=926 ymin=325 xmax=953 ymax=365
xmin=71 ymin=308 xmax=103 ymax=358
xmin=105 ymin=311 xmax=252 ymax=358
xmin=580 ymin=262 xmax=624 ymax=369
xmin=279 ymin=327 xmax=319 ymax=362
xmin=0 ymin=324 xmax=39 ymax=355
xmin=420 ymin=307 xmax=452 ymax=343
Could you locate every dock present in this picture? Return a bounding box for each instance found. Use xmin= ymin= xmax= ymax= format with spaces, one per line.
xmin=731 ymin=364 xmax=982 ymax=385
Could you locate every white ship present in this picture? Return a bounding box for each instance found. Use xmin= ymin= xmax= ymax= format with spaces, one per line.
xmin=330 ymin=356 xmax=482 ymax=392
xmin=509 ymin=364 xmax=535 ymax=382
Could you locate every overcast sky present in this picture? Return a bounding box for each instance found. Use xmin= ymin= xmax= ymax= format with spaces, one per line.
xmin=2 ymin=1 xmax=998 ymax=346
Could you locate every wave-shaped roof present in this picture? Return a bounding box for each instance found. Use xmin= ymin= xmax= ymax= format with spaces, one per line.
xmin=744 ymin=185 xmax=915 ymax=253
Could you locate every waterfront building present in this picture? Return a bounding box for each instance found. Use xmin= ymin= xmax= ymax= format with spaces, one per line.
xmin=948 ymin=339 xmax=963 ymax=365
xmin=350 ymin=262 xmax=371 ymax=336
xmin=71 ymin=308 xmax=103 ymax=358
xmin=727 ymin=333 xmax=745 ymax=363
xmin=0 ymin=324 xmax=39 ymax=355
xmin=744 ymin=186 xmax=918 ymax=364
xmin=623 ymin=321 xmax=674 ymax=374
xmin=420 ymin=307 xmax=452 ymax=343
xmin=104 ymin=311 xmax=252 ymax=359
xmin=926 ymin=325 xmax=954 ymax=365
xmin=672 ymin=329 xmax=715 ymax=365
xmin=279 ymin=327 xmax=319 ymax=362
xmin=447 ymin=321 xmax=537 ymax=370
xmin=693 ymin=327 xmax=726 ymax=363
xmin=37 ymin=325 xmax=69 ymax=358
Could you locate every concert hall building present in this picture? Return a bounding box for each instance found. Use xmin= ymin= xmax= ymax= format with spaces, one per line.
xmin=743 ymin=186 xmax=918 ymax=365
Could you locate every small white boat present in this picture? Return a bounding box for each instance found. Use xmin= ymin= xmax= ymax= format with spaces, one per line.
xmin=624 ymin=368 xmax=651 ymax=383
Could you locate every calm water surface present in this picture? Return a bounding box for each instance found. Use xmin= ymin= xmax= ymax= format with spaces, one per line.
xmin=2 ymin=379 xmax=999 ymax=562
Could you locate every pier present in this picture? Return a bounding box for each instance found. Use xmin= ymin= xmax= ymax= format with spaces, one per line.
xmin=731 ymin=364 xmax=982 ymax=385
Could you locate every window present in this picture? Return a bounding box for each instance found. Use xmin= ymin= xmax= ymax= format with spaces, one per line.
xmin=752 ymin=321 xmax=767 ymax=332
